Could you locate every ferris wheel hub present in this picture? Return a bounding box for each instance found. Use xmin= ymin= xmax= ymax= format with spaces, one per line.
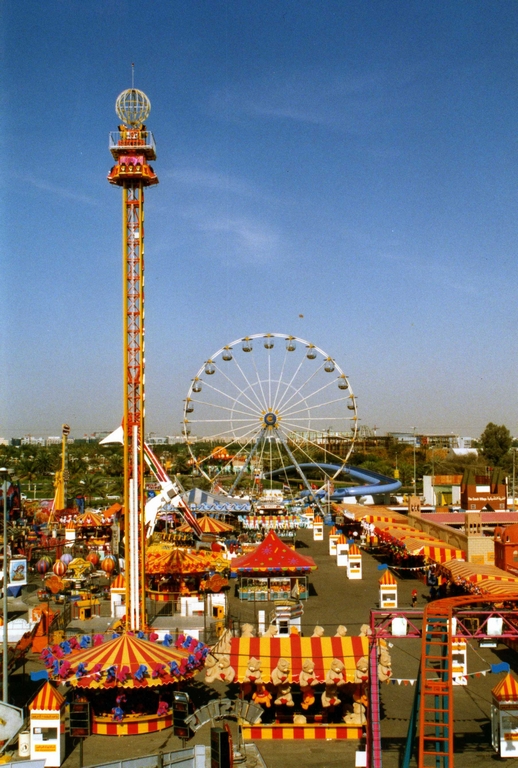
xmin=263 ymin=411 xmax=278 ymax=427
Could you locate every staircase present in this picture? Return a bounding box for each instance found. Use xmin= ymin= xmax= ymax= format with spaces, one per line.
xmin=367 ymin=637 xmax=383 ymax=768
xmin=417 ymin=603 xmax=454 ymax=768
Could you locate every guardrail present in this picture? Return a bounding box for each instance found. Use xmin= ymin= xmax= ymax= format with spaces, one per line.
xmin=84 ymin=746 xmax=207 ymax=768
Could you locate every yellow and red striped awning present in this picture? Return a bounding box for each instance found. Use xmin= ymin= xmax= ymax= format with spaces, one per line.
xmin=111 ymin=574 xmax=126 ymax=590
xmin=29 ymin=682 xmax=65 ymax=711
xmin=492 ymin=672 xmax=518 ymax=701
xmin=440 ymin=559 xmax=518 ymax=584
xmin=228 ymin=635 xmax=368 ymax=684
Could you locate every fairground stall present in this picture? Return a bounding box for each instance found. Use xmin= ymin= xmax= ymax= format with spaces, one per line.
xmin=42 ymin=632 xmax=209 ymax=735
xmin=232 ymin=530 xmax=317 ymax=601
xmin=210 ymin=633 xmax=369 ymax=740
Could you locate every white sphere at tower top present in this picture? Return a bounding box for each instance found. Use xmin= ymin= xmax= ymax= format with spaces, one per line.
xmin=115 ymin=88 xmax=151 ymax=127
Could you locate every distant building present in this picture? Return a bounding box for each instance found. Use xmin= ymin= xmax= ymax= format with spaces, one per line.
xmin=460 ymin=468 xmax=507 ymax=512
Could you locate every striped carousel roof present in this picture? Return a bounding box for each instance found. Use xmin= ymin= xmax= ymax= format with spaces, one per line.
xmin=29 ymin=682 xmax=65 ymax=711
xmin=177 ymin=515 xmax=234 ymax=535
xmin=228 ymin=635 xmax=368 ymax=684
xmin=48 ymin=633 xmax=206 ymax=689
xmin=492 ymin=672 xmax=518 ymax=701
xmin=75 ymin=510 xmax=105 ymax=527
xmin=145 ymin=545 xmax=209 ymax=574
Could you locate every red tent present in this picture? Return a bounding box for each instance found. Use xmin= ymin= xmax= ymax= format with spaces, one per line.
xmin=232 ymin=530 xmax=317 ymax=574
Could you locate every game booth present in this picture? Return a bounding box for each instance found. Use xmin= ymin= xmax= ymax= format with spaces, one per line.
xmin=232 ymin=530 xmax=317 ymax=601
xmin=207 ymin=632 xmax=370 ymax=740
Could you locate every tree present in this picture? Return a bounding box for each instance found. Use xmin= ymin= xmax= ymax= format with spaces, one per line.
xmin=479 ymin=422 xmax=512 ymax=467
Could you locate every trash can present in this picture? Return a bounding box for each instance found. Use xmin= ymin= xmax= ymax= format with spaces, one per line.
xmin=18 ymin=731 xmax=30 ymax=757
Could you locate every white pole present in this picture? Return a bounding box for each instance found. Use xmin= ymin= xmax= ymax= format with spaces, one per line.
xmin=2 ymin=475 xmax=8 ymax=702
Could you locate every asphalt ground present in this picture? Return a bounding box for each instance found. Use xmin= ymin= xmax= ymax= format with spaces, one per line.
xmin=7 ymin=523 xmax=518 ymax=767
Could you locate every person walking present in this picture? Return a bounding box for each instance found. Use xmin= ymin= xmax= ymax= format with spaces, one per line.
xmin=411 ymin=588 xmax=418 ymax=607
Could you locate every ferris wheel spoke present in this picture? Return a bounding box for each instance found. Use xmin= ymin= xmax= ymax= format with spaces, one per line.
xmin=267 ymin=347 xmax=272 ymax=411
xmin=284 ymin=393 xmax=355 ymax=419
xmin=281 ymin=425 xmax=351 ymax=469
xmin=228 ymin=430 xmax=264 ymax=495
xmin=249 ymin=349 xmax=269 ymax=413
xmin=272 ymin=353 xmax=308 ymax=413
xmin=188 ymin=397 xmax=262 ymax=421
xmin=213 ymin=363 xmax=266 ymax=414
xmin=276 ymin=432 xmax=326 ymax=516
xmin=284 ymin=381 xmax=342 ymax=411
xmin=229 ymin=356 xmax=269 ymax=413
xmin=192 ymin=430 xmax=255 ymax=466
xmin=199 ymin=375 xmax=262 ymax=417
xmin=274 ymin=361 xmax=326 ymax=414
xmin=271 ymin=346 xmax=290 ymax=414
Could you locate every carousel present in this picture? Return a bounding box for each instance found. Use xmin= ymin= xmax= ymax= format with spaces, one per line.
xmin=42 ymin=631 xmax=209 ymax=735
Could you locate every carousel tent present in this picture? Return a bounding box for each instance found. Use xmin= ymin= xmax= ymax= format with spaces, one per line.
xmin=177 ymin=515 xmax=234 ymax=535
xmin=145 ymin=544 xmax=228 ymax=575
xmin=45 ymin=633 xmax=207 ymax=689
xmin=232 ymin=530 xmax=317 ymax=574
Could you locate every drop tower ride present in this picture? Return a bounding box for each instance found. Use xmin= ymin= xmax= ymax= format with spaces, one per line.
xmin=108 ymin=88 xmax=158 ymax=630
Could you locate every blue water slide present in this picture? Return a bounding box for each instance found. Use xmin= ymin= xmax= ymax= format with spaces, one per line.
xmin=268 ymin=463 xmax=402 ymax=500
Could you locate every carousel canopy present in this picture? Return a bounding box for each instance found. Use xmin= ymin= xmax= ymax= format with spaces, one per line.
xmin=145 ymin=544 xmax=227 ymax=574
xmin=228 ymin=635 xmax=368 ymax=683
xmin=231 ymin=530 xmax=317 ymax=574
xmin=45 ymin=633 xmax=208 ymax=689
xmin=177 ymin=515 xmax=234 ymax=535
xmin=75 ymin=510 xmax=105 ymax=527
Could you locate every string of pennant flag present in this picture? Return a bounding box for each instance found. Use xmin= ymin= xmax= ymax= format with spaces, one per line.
xmin=387 ymin=661 xmax=510 ymax=686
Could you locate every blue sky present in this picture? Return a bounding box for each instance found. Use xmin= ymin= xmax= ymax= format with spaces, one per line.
xmin=2 ymin=1 xmax=517 ymax=440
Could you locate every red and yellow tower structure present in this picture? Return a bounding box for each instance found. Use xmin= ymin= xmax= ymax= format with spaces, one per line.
xmin=108 ymin=89 xmax=158 ymax=630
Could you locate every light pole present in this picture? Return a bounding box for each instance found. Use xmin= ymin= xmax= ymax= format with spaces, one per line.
xmin=412 ymin=427 xmax=417 ymax=495
xmin=0 ymin=467 xmax=11 ymax=703
xmin=512 ymin=448 xmax=516 ymax=511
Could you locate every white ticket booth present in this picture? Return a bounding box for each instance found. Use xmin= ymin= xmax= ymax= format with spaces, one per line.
xmin=313 ymin=516 xmax=324 ymax=541
xmin=328 ymin=526 xmax=340 ymax=556
xmin=110 ymin=573 xmax=126 ymax=618
xmin=29 ymin=682 xmax=66 ymax=767
xmin=347 ymin=544 xmax=362 ymax=579
xmin=491 ymin=673 xmax=518 ymax=757
xmin=336 ymin=535 xmax=349 ymax=567
xmin=379 ymin=570 xmax=398 ymax=608
xmin=64 ymin=521 xmax=76 ymax=542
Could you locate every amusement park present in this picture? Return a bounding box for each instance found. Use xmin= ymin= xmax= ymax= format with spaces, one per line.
xmin=3 ymin=84 xmax=518 ymax=768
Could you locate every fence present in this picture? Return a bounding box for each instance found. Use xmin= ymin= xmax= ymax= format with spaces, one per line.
xmin=85 ymin=746 xmax=207 ymax=768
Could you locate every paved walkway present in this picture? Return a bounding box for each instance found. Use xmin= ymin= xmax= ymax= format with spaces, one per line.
xmin=7 ymin=522 xmax=518 ymax=767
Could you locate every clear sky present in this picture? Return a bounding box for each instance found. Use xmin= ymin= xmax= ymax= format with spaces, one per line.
xmin=2 ymin=1 xmax=517 ymax=441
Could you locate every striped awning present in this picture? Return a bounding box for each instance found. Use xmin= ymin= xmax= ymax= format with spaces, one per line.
xmin=228 ymin=635 xmax=368 ymax=684
xmin=440 ymin=559 xmax=518 ymax=584
xmin=29 ymin=682 xmax=65 ymax=711
xmin=492 ymin=672 xmax=518 ymax=701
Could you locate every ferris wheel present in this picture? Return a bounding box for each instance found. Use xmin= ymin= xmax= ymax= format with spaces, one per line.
xmin=182 ymin=333 xmax=358 ymax=501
